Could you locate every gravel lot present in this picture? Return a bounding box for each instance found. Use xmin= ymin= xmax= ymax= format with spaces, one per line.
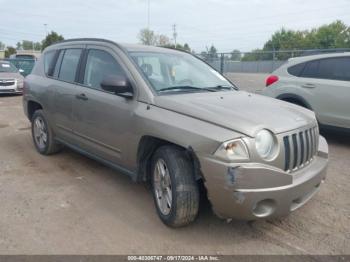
xmin=0 ymin=73 xmax=349 ymax=255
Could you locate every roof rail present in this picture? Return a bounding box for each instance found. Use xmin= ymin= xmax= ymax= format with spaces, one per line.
xmin=49 ymin=38 xmax=128 ymax=53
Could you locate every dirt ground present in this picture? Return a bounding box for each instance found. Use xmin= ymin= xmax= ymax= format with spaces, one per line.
xmin=0 ymin=74 xmax=349 ymax=254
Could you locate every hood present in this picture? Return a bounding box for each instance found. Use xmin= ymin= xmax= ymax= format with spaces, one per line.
xmin=153 ymin=91 xmax=316 ymax=137
xmin=0 ymin=72 xmax=24 ymax=81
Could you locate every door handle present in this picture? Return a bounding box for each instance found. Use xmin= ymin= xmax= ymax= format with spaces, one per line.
xmin=301 ymin=83 xmax=316 ymax=88
xmin=75 ymin=93 xmax=88 ymax=101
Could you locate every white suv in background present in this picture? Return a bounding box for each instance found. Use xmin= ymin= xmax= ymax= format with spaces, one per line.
xmin=262 ymin=53 xmax=350 ymax=131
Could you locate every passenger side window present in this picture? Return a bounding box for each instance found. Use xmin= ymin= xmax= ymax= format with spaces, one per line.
xmin=53 ymin=50 xmax=64 ymax=78
xmin=83 ymin=49 xmax=125 ymax=91
xmin=58 ymin=49 xmax=82 ymax=83
xmin=300 ymin=60 xmax=319 ymax=78
xmin=319 ymin=57 xmax=350 ymax=81
xmin=287 ymin=62 xmax=305 ymax=77
xmin=44 ymin=50 xmax=56 ymax=76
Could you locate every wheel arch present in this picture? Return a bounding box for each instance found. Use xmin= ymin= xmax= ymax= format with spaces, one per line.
xmin=277 ymin=93 xmax=313 ymax=110
xmin=27 ymin=100 xmax=43 ymax=121
xmin=136 ymin=135 xmax=203 ymax=183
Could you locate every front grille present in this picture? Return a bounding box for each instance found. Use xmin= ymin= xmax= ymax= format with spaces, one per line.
xmin=283 ymin=126 xmax=318 ymax=172
xmin=0 ymin=80 xmax=15 ymax=86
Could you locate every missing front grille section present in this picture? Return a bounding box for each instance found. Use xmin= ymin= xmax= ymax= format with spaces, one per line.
xmin=292 ymin=134 xmax=298 ymax=169
xmin=283 ymin=136 xmax=290 ymax=171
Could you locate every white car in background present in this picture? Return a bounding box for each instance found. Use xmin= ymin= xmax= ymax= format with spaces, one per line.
xmin=262 ymin=53 xmax=350 ymax=131
xmin=0 ymin=60 xmax=24 ymax=94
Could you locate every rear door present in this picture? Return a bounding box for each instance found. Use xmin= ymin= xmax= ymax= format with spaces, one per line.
xmin=295 ymin=57 xmax=350 ymax=128
xmin=49 ymin=47 xmax=84 ymax=142
xmin=72 ymin=45 xmax=137 ymax=167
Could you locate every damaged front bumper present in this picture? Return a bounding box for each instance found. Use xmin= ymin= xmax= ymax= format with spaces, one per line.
xmin=198 ymin=136 xmax=328 ymax=220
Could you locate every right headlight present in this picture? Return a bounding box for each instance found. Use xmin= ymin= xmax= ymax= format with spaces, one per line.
xmin=255 ymin=129 xmax=277 ymax=159
xmin=214 ymin=139 xmax=249 ymax=161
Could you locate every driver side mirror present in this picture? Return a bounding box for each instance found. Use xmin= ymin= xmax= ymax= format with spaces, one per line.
xmin=101 ymin=75 xmax=133 ymax=99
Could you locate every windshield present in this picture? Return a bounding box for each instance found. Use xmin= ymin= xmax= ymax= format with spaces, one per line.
xmin=130 ymin=51 xmax=236 ymax=93
xmin=0 ymin=61 xmax=18 ymax=73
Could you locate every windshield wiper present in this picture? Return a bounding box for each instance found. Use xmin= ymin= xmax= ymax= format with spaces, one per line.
xmin=158 ymin=85 xmax=217 ymax=93
xmin=206 ymin=85 xmax=235 ymax=91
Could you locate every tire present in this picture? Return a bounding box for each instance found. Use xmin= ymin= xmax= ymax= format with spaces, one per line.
xmin=151 ymin=145 xmax=199 ymax=227
xmin=31 ymin=110 xmax=63 ymax=155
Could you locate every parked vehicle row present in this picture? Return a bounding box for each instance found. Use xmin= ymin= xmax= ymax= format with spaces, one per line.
xmin=23 ymin=39 xmax=328 ymax=227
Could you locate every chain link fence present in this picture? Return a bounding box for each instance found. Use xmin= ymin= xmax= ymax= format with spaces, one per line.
xmin=196 ymin=48 xmax=350 ymax=74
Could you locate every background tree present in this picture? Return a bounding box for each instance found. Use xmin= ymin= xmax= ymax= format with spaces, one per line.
xmin=14 ymin=40 xmax=41 ymax=51
xmin=138 ymin=28 xmax=191 ymax=51
xmin=5 ymin=46 xmax=16 ymax=58
xmin=230 ymin=49 xmax=241 ymax=61
xmin=158 ymin=34 xmax=171 ymax=46
xmin=138 ymin=28 xmax=158 ymax=46
xmin=41 ymin=31 xmax=64 ymax=50
xmin=208 ymin=45 xmax=218 ymax=59
xmin=261 ymin=20 xmax=350 ymax=60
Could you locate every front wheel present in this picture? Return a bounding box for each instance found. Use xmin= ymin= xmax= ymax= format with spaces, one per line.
xmin=151 ymin=146 xmax=199 ymax=227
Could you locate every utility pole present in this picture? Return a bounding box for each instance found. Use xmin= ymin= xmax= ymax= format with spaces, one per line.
xmin=43 ymin=23 xmax=48 ymax=36
xmin=172 ymin=24 xmax=177 ymax=48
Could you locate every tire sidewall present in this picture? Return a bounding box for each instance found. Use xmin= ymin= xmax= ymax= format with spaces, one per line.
xmin=151 ymin=148 xmax=178 ymax=225
xmin=31 ymin=110 xmax=51 ymax=155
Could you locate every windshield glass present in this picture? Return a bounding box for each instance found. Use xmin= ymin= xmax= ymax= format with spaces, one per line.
xmin=130 ymin=51 xmax=236 ymax=93
xmin=0 ymin=61 xmax=18 ymax=73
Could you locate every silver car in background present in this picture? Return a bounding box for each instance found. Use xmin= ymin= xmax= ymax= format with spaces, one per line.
xmin=0 ymin=60 xmax=24 ymax=94
xmin=262 ymin=53 xmax=350 ymax=131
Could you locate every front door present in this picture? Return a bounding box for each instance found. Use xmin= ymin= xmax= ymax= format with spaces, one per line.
xmin=72 ymin=47 xmax=137 ymax=167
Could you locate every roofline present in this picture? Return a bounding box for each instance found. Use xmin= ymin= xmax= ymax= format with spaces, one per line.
xmin=49 ymin=38 xmax=129 ymax=53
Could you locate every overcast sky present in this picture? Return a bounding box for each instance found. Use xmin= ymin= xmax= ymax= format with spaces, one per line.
xmin=1 ymin=0 xmax=350 ymax=52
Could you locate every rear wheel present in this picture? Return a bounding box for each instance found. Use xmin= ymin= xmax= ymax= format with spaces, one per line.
xmin=31 ymin=110 xmax=63 ymax=155
xmin=151 ymin=146 xmax=199 ymax=227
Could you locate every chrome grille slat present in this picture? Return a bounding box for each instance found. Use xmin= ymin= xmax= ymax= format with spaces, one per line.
xmin=305 ymin=130 xmax=310 ymax=162
xmin=288 ymin=135 xmax=294 ymax=171
xmin=292 ymin=134 xmax=298 ymax=170
xmin=283 ymin=125 xmax=318 ymax=173
xmin=299 ymin=132 xmax=305 ymax=166
xmin=283 ymin=136 xmax=290 ymax=171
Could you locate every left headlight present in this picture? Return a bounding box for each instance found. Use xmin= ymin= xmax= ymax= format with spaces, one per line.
xmin=214 ymin=139 xmax=249 ymax=161
xmin=255 ymin=129 xmax=277 ymax=159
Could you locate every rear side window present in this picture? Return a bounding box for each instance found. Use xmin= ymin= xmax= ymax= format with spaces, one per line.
xmin=44 ymin=50 xmax=56 ymax=76
xmin=287 ymin=62 xmax=306 ymax=76
xmin=58 ymin=49 xmax=82 ymax=83
xmin=319 ymin=57 xmax=350 ymax=81
xmin=53 ymin=50 xmax=64 ymax=78
xmin=83 ymin=49 xmax=125 ymax=91
xmin=300 ymin=60 xmax=319 ymax=78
